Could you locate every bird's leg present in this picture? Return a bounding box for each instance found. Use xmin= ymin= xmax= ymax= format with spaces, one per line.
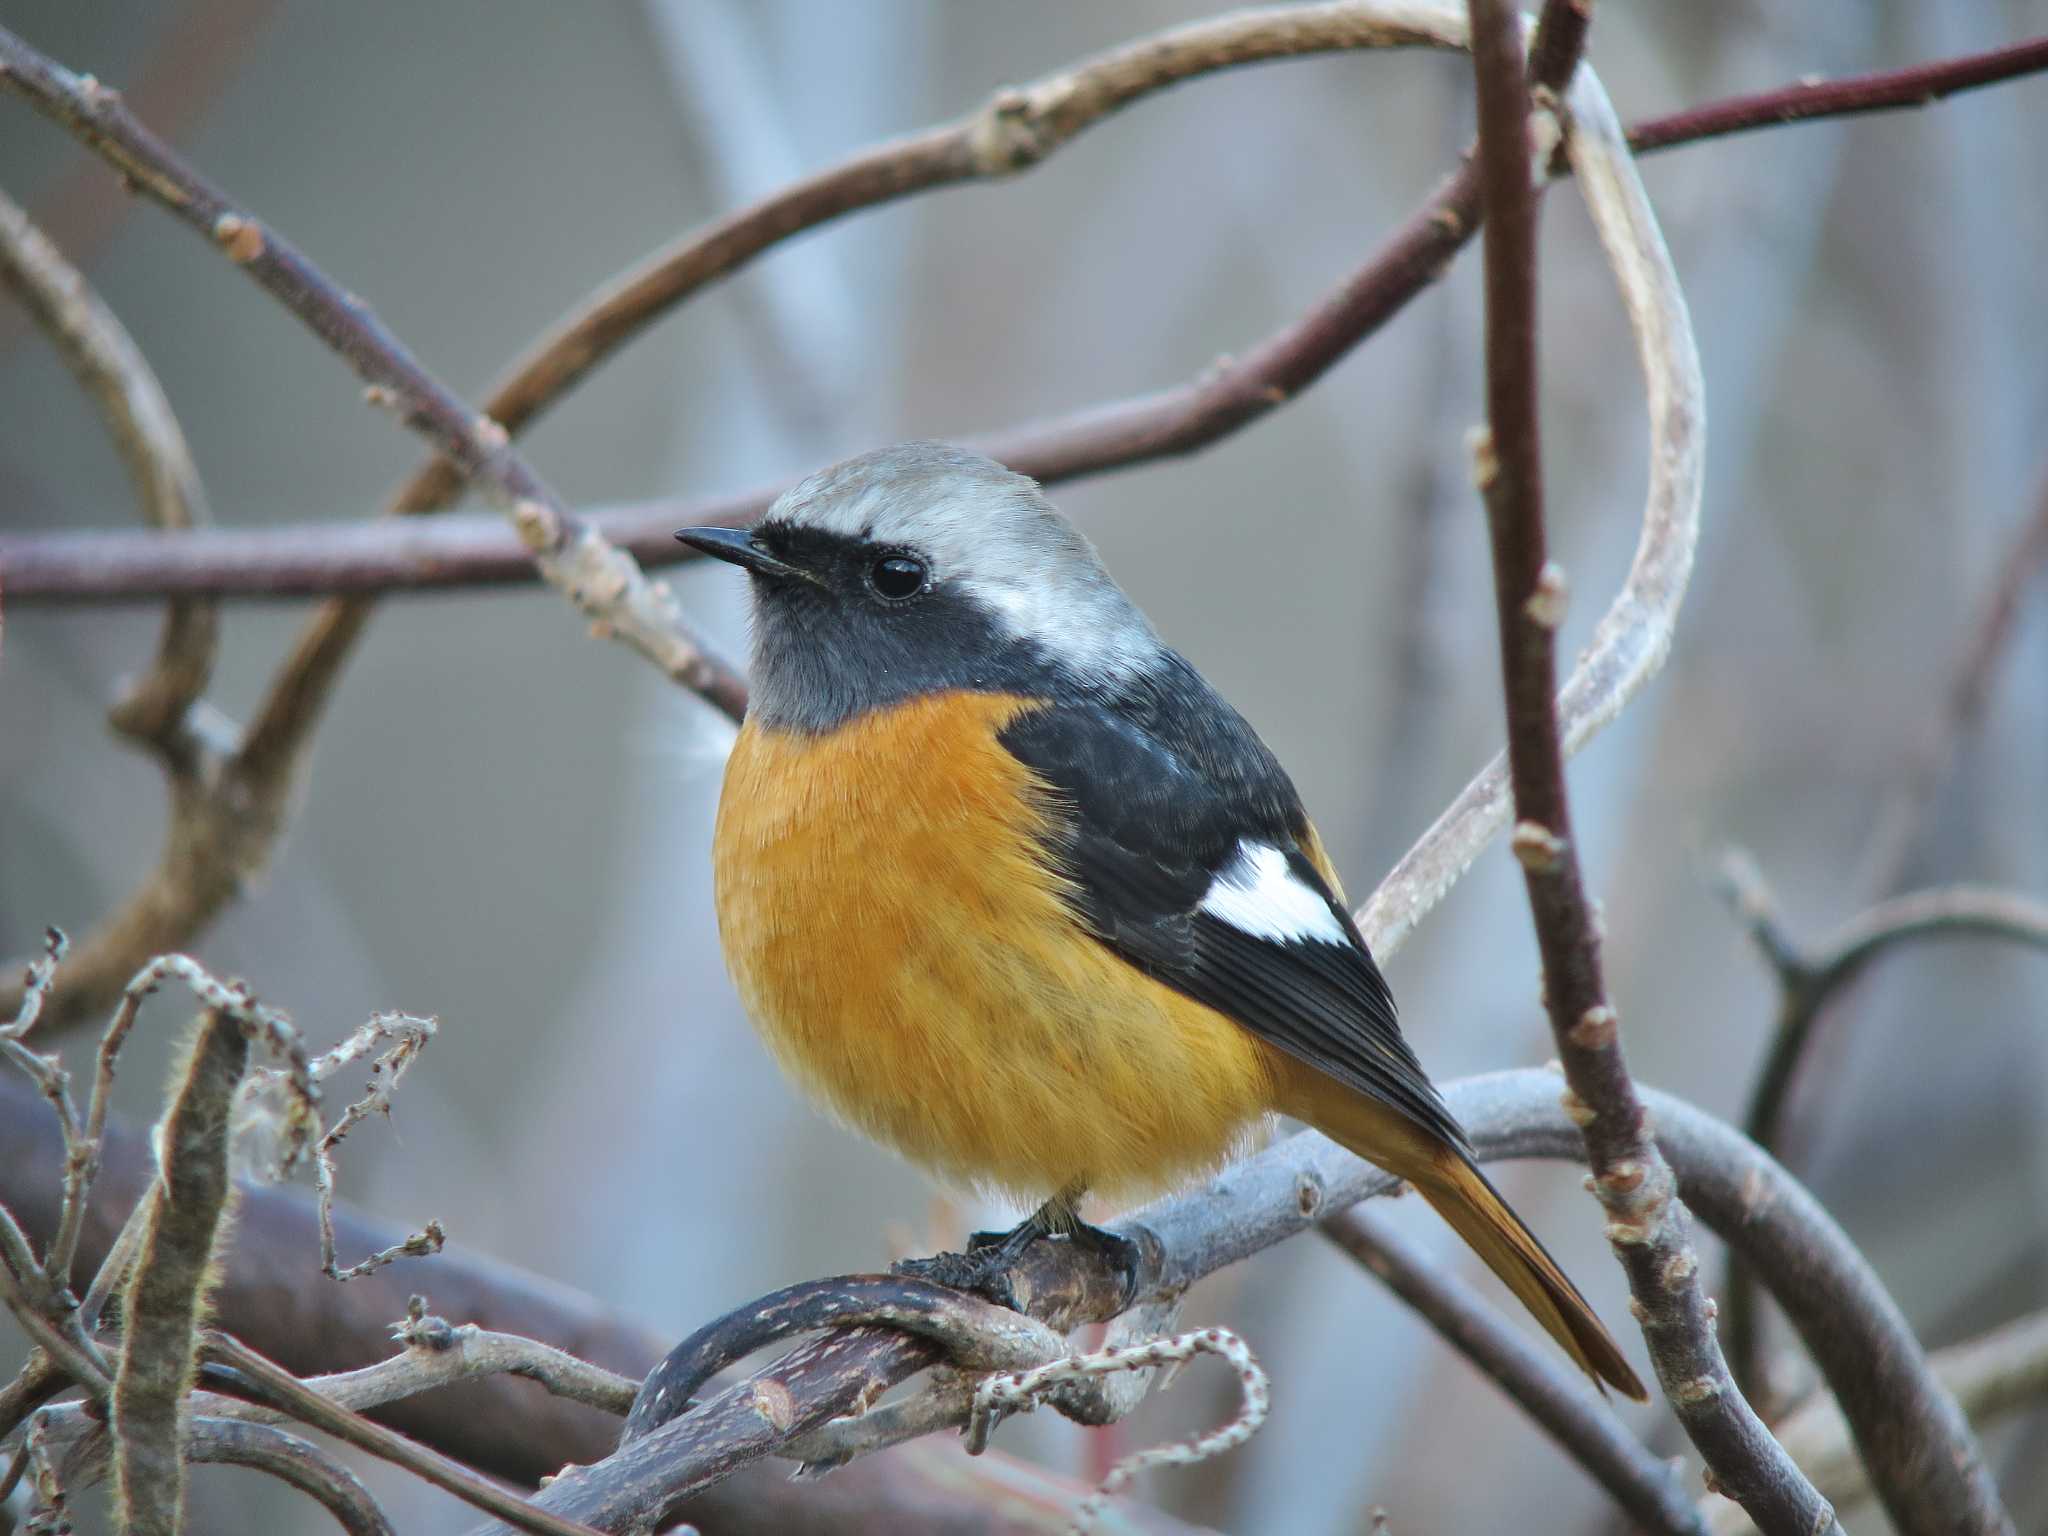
xmin=893 ymin=1185 xmax=1143 ymax=1312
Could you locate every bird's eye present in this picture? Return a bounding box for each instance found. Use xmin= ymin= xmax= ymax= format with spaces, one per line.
xmin=866 ymin=554 xmax=927 ymax=603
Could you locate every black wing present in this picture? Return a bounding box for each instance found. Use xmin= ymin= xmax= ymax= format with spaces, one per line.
xmin=999 ymin=667 xmax=1466 ymax=1152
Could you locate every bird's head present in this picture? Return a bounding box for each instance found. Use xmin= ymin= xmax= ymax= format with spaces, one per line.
xmin=680 ymin=442 xmax=1161 ymax=730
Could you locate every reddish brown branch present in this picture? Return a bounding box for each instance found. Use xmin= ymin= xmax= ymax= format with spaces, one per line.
xmin=1465 ymin=2 xmax=1861 ymax=1530
xmin=7 ymin=34 xmax=2048 ymax=608
xmin=1627 ymin=33 xmax=2048 ymax=155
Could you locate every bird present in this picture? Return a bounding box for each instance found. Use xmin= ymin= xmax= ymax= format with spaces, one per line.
xmin=680 ymin=440 xmax=1645 ymax=1401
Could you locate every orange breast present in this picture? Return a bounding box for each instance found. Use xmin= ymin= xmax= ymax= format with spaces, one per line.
xmin=712 ymin=691 xmax=1276 ymax=1205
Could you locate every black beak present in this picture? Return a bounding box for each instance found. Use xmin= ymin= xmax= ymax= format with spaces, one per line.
xmin=676 ymin=526 xmax=809 ymax=581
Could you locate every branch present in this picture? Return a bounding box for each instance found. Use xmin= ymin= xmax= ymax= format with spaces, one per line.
xmin=1321 ymin=1208 xmax=1702 ymax=1535
xmin=185 ymin=1417 xmax=395 ymax=1536
xmin=0 ymin=29 xmax=747 ymax=721
xmin=1464 ymin=3 xmax=1867 ymax=1530
xmin=0 ymin=182 xmax=217 ymax=752
xmin=1627 ymin=33 xmax=2048 ymax=155
xmin=466 ymin=1071 xmax=1985 ymax=1535
xmin=1714 ymin=856 xmax=2048 ymax=1397
xmin=7 ymin=36 xmax=2047 ymax=606
xmin=205 ymin=1332 xmax=609 ymax=1536
xmin=0 ymin=187 xmax=275 ymax=1046
xmin=1863 ymin=462 xmax=2048 ymax=893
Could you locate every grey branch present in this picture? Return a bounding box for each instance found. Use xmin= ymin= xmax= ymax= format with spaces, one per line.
xmin=465 ymin=1070 xmax=1987 ymax=1536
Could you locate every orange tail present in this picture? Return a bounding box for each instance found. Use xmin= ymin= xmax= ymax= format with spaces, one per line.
xmin=1278 ymin=1063 xmax=1647 ymax=1400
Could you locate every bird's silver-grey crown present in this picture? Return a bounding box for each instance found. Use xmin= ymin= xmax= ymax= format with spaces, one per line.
xmin=760 ymin=440 xmax=1164 ymax=686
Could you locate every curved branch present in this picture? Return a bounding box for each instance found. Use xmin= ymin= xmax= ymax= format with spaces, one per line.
xmin=0 ymin=182 xmax=216 ymax=754
xmin=186 ymin=1417 xmax=396 ymax=1536
xmin=1716 ymin=856 xmax=2048 ymax=1400
xmin=1736 ymin=873 xmax=2048 ymax=1165
xmin=1357 ymin=4 xmax=1703 ymax=955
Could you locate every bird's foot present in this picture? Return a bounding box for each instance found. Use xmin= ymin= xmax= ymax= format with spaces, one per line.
xmin=892 ymin=1211 xmax=1144 ymax=1314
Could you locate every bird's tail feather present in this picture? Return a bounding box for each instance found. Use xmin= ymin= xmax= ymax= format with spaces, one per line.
xmin=1280 ymin=1064 xmax=1647 ymax=1401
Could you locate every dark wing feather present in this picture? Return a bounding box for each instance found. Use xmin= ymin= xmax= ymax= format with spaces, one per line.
xmin=999 ymin=685 xmax=1467 ymax=1153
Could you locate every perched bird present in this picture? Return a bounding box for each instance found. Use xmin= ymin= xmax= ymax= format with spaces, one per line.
xmin=682 ymin=441 xmax=1644 ymax=1400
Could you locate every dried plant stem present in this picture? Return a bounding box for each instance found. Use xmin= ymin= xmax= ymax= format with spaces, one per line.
xmin=186 ymin=1417 xmax=396 ymax=1536
xmin=111 ymin=1007 xmax=250 ymax=1535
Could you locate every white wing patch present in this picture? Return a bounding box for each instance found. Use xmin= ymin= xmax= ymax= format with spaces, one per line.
xmin=1198 ymin=841 xmax=1348 ymax=946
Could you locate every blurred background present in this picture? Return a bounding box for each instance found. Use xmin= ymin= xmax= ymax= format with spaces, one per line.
xmin=3 ymin=2 xmax=2046 ymax=1531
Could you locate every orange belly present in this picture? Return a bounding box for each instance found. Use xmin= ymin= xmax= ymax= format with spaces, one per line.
xmin=712 ymin=691 xmax=1276 ymax=1205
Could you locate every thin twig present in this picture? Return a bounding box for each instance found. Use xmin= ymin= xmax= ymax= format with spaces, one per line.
xmin=1860 ymin=466 xmax=2048 ymax=892
xmin=1715 ymin=854 xmax=2048 ymax=1399
xmin=259 ymin=1010 xmax=445 ymax=1281
xmin=204 ymin=1332 xmax=611 ymax=1536
xmin=1323 ymin=1208 xmax=1702 ymax=1535
xmin=319 ymin=1312 xmax=639 ymax=1420
xmin=1628 ymin=33 xmax=2048 ymax=155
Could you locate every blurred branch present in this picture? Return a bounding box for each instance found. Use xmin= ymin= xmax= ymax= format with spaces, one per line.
xmin=1627 ymin=33 xmax=2048 ymax=155
xmin=1863 ymin=462 xmax=2048 ymax=891
xmin=1713 ymin=854 xmax=2048 ymax=1399
xmin=1708 ymin=1309 xmax=2048 ymax=1536
xmin=467 ymin=1071 xmax=1985 ymax=1536
xmin=7 ymin=35 xmax=2047 ymax=605
xmin=0 ymin=181 xmax=217 ymax=751
xmin=1321 ymin=1208 xmax=1702 ymax=1535
xmin=0 ymin=186 xmax=286 ymax=1048
xmin=1460 ymin=0 xmax=1837 ymax=1527
xmin=0 ymin=28 xmax=749 ymax=720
